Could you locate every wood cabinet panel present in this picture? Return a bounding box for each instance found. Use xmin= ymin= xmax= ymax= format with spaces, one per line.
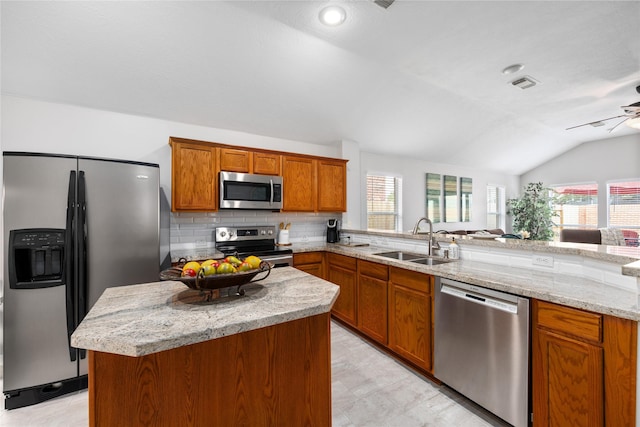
xmin=282 ymin=156 xmax=316 ymax=212
xmin=170 ymin=139 xmax=217 ymax=211
xmin=357 ymin=260 xmax=388 ymax=345
xmin=537 ymin=300 xmax=603 ymax=343
xmin=294 ymin=252 xmax=325 ymax=279
xmin=389 ymin=267 xmax=431 ymax=294
xmin=533 ymin=328 xmax=604 ymax=426
xmin=327 ymin=253 xmax=357 ymax=326
xmin=532 ymin=299 xmax=637 ymax=427
xmin=253 ymin=152 xmax=281 ymax=175
xmin=388 ymin=268 xmax=432 ymax=372
xmin=88 ymin=314 xmax=332 ymax=427
xmin=219 ymin=147 xmax=250 ymax=173
xmin=317 ymin=159 xmax=347 ymax=212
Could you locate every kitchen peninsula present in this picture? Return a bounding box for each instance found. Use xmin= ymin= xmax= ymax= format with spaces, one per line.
xmin=71 ymin=267 xmax=339 ymax=426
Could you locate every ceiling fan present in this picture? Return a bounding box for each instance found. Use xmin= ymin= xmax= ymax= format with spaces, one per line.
xmin=566 ymin=85 xmax=640 ymax=132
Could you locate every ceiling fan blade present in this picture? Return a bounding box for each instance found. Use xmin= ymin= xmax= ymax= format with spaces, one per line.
xmin=622 ymin=105 xmax=640 ymax=115
xmin=566 ymin=114 xmax=627 ymax=131
xmin=607 ymin=117 xmax=629 ymax=133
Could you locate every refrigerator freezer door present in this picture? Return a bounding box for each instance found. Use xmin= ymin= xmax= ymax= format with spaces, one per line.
xmin=77 ymin=159 xmax=159 ymax=376
xmin=3 ymin=154 xmax=79 ymax=391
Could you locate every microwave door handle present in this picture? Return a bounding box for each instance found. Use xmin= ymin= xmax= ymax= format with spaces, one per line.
xmin=270 ymin=179 xmax=274 ymax=206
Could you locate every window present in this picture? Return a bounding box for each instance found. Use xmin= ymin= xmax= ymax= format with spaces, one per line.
xmin=486 ymin=185 xmax=505 ymax=230
xmin=367 ymin=174 xmax=401 ymax=231
xmin=551 ymin=183 xmax=598 ymax=235
xmin=608 ymin=179 xmax=640 ymax=246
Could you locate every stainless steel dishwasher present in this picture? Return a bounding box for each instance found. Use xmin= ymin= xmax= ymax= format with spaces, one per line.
xmin=434 ymin=277 xmax=530 ymax=427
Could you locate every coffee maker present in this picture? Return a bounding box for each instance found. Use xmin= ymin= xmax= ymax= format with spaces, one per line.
xmin=326 ymin=219 xmax=340 ymax=243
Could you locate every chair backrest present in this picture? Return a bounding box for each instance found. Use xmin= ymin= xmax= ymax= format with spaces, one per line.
xmin=559 ymin=229 xmax=601 ymax=244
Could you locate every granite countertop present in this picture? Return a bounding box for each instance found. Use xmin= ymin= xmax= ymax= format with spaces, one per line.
xmin=289 ymin=241 xmax=640 ymax=321
xmin=71 ymin=267 xmax=339 ymax=357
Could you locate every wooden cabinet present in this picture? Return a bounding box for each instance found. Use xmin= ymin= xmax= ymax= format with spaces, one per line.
xmin=388 ymin=267 xmax=433 ymax=372
xmin=317 ymin=159 xmax=347 ymax=212
xmin=253 ymin=152 xmax=281 ymax=175
xmin=357 ymin=260 xmax=388 ymax=345
xmin=170 ymin=138 xmax=217 ymax=212
xmin=282 ymin=155 xmax=317 ymax=212
xmin=293 ymin=252 xmax=325 ymax=279
xmin=532 ymin=299 xmax=637 ymax=426
xmin=218 ymin=147 xmax=250 ymax=173
xmin=218 ymin=148 xmax=281 ymax=175
xmin=170 ymin=137 xmax=345 ymax=212
xmin=326 ymin=253 xmax=357 ymax=326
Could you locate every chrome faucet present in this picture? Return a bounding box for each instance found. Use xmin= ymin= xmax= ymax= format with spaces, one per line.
xmin=412 ymin=217 xmax=439 ymax=256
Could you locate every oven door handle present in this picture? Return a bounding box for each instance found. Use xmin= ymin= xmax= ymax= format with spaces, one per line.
xmin=261 ymin=255 xmax=293 ymax=267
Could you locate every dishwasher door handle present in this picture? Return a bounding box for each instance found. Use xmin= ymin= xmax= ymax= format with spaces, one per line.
xmin=441 ymin=283 xmax=519 ymax=314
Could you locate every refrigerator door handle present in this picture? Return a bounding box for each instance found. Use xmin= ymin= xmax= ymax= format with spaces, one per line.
xmin=77 ymin=171 xmax=88 ymax=359
xmin=65 ymin=170 xmax=77 ymax=362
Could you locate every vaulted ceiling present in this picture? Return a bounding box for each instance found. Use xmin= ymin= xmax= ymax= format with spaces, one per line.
xmin=2 ymin=1 xmax=639 ymax=175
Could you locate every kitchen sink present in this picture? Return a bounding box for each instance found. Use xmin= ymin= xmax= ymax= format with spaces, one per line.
xmin=373 ymin=251 xmax=452 ymax=265
xmin=408 ymin=257 xmax=450 ymax=266
xmin=373 ymin=251 xmax=428 ymax=261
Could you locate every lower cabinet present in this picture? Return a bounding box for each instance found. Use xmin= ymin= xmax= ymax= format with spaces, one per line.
xmin=388 ymin=267 xmax=433 ymax=373
xmin=326 ymin=253 xmax=357 ymax=327
xmin=293 ymin=252 xmax=325 ymax=279
xmin=357 ymin=260 xmax=388 ymax=345
xmin=532 ymin=299 xmax=637 ymax=427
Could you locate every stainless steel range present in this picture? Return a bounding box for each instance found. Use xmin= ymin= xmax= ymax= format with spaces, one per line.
xmin=215 ymin=226 xmax=293 ymax=268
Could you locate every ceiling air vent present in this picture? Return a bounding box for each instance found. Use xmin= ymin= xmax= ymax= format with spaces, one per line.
xmin=511 ymin=76 xmax=539 ymax=90
xmin=374 ymin=0 xmax=395 ymax=9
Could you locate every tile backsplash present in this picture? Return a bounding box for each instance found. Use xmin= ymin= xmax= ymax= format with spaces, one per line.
xmin=170 ymin=211 xmax=339 ymax=251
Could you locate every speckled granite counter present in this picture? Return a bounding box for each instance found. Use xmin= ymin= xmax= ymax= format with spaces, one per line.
xmin=285 ymin=240 xmax=640 ymax=321
xmin=71 ymin=267 xmax=339 ymax=357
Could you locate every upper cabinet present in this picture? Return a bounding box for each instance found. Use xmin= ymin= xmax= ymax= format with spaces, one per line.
xmin=252 ymin=152 xmax=281 ymax=175
xmin=170 ymin=138 xmax=217 ymax=212
xmin=169 ymin=137 xmax=346 ymax=213
xmin=218 ymin=148 xmax=250 ymax=173
xmin=317 ymin=159 xmax=347 ymax=212
xmin=219 ymin=148 xmax=281 ymax=175
xmin=282 ymin=155 xmax=317 ymax=212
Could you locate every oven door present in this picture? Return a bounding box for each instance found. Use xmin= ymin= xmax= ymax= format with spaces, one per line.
xmin=219 ymin=172 xmax=282 ymax=210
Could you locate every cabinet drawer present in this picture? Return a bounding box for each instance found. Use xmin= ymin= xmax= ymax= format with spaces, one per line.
xmin=327 ymin=253 xmax=356 ymax=270
xmin=389 ymin=267 xmax=431 ymax=294
xmin=536 ymin=300 xmax=603 ymax=343
xmin=358 ymin=259 xmax=388 ymax=281
xmin=294 ymin=252 xmax=324 ymax=265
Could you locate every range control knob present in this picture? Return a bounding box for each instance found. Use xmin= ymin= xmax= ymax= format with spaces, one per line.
xmin=219 ymin=231 xmax=226 ymax=238
xmin=267 ymin=230 xmax=274 ymax=235
xmin=260 ymin=230 xmax=266 ymax=235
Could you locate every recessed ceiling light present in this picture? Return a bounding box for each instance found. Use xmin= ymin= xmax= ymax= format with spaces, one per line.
xmin=502 ymin=64 xmax=524 ymax=75
xmin=319 ymin=5 xmax=346 ymax=26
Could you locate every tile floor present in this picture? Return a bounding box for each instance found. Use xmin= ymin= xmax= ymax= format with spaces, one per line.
xmin=1 ymin=321 xmax=510 ymax=426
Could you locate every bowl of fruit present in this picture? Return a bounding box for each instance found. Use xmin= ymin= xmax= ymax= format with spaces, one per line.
xmin=159 ymin=255 xmax=271 ymax=292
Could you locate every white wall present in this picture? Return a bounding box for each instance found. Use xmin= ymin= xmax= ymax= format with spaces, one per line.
xmin=1 ymin=95 xmax=340 ymax=195
xmin=360 ymin=151 xmax=520 ymax=233
xmin=521 ymin=134 xmax=640 ymax=228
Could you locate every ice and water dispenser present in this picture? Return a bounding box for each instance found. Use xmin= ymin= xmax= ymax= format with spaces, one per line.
xmin=8 ymin=229 xmax=65 ymax=289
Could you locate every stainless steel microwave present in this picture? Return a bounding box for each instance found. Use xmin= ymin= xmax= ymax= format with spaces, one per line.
xmin=219 ymin=171 xmax=283 ymax=210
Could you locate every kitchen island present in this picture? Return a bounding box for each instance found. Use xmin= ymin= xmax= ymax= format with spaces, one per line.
xmin=71 ymin=267 xmax=339 ymax=427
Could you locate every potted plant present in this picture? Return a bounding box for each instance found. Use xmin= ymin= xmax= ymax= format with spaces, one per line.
xmin=507 ymin=182 xmax=557 ymax=241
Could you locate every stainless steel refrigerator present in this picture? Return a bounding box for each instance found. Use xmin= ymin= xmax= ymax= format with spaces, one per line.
xmin=2 ymin=152 xmax=162 ymax=409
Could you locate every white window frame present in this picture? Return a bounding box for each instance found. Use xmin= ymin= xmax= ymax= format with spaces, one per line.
xmin=607 ymin=178 xmax=640 ymax=246
xmin=366 ymin=173 xmax=402 ymax=232
xmin=486 ymin=184 xmax=505 ymax=231
xmin=550 ymin=182 xmax=598 ymax=231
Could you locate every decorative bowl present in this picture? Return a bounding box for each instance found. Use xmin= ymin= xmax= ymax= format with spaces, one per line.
xmin=159 ymin=261 xmax=272 ymax=291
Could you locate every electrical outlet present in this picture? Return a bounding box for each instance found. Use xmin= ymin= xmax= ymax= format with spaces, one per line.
xmin=532 ymin=255 xmax=554 ymax=267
